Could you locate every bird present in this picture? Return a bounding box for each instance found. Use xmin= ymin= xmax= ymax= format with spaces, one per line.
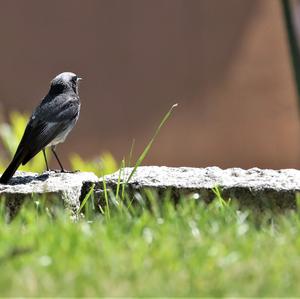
xmin=0 ymin=72 xmax=82 ymax=184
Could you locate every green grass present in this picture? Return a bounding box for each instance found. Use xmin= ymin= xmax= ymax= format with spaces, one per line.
xmin=0 ymin=105 xmax=297 ymax=296
xmin=1 ymin=192 xmax=300 ymax=297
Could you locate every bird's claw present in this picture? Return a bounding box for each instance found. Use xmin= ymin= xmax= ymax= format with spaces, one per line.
xmin=44 ymin=169 xmax=80 ymax=174
xmin=60 ymin=169 xmax=80 ymax=174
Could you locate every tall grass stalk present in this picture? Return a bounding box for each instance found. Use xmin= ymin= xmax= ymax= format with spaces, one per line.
xmin=116 ymin=158 xmax=125 ymax=200
xmin=78 ymin=183 xmax=95 ymax=214
xmin=126 ymin=103 xmax=178 ymax=184
xmin=102 ymin=174 xmax=110 ymax=220
xmin=128 ymin=139 xmax=135 ymax=167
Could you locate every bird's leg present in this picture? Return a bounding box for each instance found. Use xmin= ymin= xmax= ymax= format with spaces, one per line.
xmin=42 ymin=148 xmax=50 ymax=171
xmin=51 ymin=146 xmax=65 ymax=172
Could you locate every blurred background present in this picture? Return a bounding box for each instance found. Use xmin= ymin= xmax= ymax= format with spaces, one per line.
xmin=0 ymin=0 xmax=299 ymax=169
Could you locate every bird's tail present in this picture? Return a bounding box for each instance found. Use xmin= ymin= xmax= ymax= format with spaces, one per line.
xmin=0 ymin=151 xmax=25 ymax=184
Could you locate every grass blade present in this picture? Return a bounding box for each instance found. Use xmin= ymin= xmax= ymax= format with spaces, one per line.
xmin=128 ymin=138 xmax=135 ymax=167
xmin=116 ymin=158 xmax=125 ymax=200
xmin=78 ymin=183 xmax=95 ymax=214
xmin=102 ymin=174 xmax=110 ymax=220
xmin=126 ymin=103 xmax=178 ymax=184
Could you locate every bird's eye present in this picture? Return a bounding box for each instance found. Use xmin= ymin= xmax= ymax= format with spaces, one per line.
xmin=72 ymin=76 xmax=77 ymax=82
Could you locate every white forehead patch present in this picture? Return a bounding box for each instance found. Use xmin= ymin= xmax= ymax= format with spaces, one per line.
xmin=52 ymin=72 xmax=76 ymax=83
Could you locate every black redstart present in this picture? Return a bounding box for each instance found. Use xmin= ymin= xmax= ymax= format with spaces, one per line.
xmin=0 ymin=72 xmax=81 ymax=184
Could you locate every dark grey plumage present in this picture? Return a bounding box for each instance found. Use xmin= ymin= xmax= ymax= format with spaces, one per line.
xmin=0 ymin=72 xmax=81 ymax=184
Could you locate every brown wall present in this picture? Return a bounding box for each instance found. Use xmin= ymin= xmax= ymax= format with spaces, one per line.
xmin=0 ymin=0 xmax=299 ymax=169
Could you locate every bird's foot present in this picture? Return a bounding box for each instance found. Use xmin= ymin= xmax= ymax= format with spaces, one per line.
xmin=43 ymin=169 xmax=54 ymax=174
xmin=43 ymin=169 xmax=80 ymax=174
xmin=43 ymin=169 xmax=62 ymax=174
xmin=59 ymin=169 xmax=80 ymax=174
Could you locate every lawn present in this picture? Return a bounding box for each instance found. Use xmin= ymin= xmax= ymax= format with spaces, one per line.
xmin=1 ymin=191 xmax=300 ymax=297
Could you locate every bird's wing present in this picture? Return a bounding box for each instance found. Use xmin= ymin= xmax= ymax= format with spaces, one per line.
xmin=39 ymin=93 xmax=80 ymax=123
xmin=15 ymin=93 xmax=80 ymax=164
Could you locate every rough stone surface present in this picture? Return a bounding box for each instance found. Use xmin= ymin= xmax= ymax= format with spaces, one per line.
xmin=0 ymin=171 xmax=98 ymax=216
xmin=101 ymin=166 xmax=300 ymax=210
xmin=2 ymin=167 xmax=300 ymax=216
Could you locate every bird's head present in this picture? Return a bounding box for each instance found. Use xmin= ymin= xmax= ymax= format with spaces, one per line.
xmin=50 ymin=72 xmax=82 ymax=95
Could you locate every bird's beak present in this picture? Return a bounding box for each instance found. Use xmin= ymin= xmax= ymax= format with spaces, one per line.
xmin=77 ymin=77 xmax=82 ymax=81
